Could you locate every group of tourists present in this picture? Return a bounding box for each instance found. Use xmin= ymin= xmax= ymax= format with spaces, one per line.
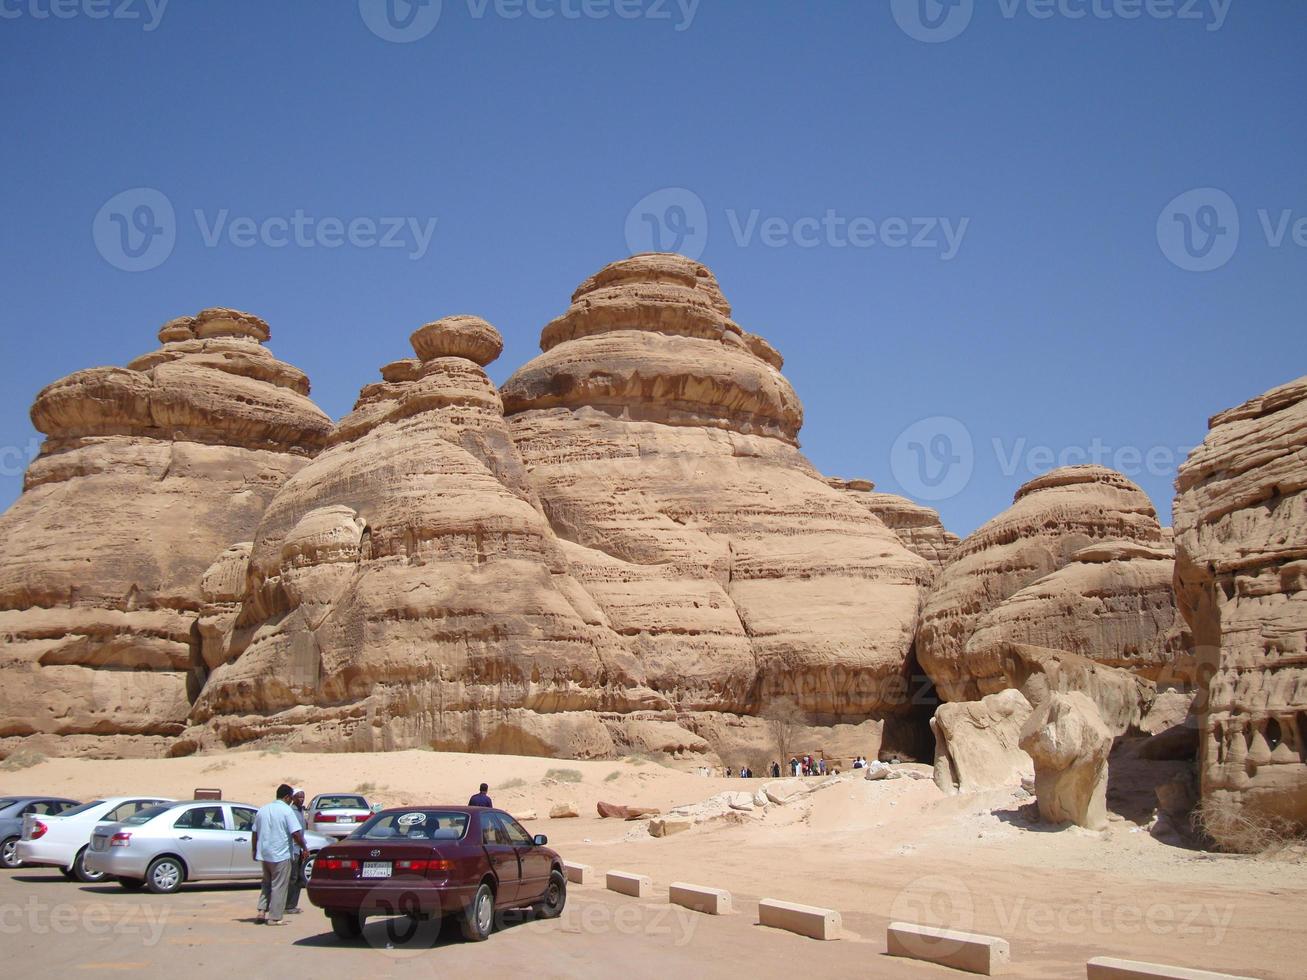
xmin=251 ymin=784 xmax=310 ymax=926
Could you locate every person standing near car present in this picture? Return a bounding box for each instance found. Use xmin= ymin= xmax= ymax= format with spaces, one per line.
xmin=468 ymin=783 xmax=492 ymax=808
xmin=252 ymin=783 xmax=307 ymax=926
xmin=284 ymin=787 xmax=308 ymax=914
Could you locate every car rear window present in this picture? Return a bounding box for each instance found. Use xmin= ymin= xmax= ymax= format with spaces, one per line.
xmin=314 ymin=796 xmax=368 ymax=810
xmin=57 ymin=800 xmax=106 ymax=818
xmin=355 ymin=810 xmax=469 ymax=841
xmin=122 ymin=804 xmax=178 ymax=826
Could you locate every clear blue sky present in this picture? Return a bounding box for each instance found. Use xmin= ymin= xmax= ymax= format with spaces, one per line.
xmin=2 ymin=0 xmax=1303 ymax=536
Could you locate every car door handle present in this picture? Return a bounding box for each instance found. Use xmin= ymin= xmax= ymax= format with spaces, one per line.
xmin=234 ymin=837 xmax=248 ymax=842
xmin=179 ymin=835 xmax=192 ymax=841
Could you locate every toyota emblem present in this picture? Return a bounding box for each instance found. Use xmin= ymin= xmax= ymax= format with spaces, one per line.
xmin=371 ymin=849 xmax=381 ymax=857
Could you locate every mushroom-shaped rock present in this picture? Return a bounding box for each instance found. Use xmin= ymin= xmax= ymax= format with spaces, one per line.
xmin=1019 ymin=691 xmax=1112 ymax=830
xmin=410 ymin=315 xmax=503 ymax=366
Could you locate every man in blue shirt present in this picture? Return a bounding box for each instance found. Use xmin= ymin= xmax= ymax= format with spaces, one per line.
xmin=468 ymin=783 xmax=493 ymax=808
xmin=252 ymin=783 xmax=307 ymax=926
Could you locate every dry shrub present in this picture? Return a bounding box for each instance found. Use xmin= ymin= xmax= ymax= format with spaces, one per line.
xmin=544 ymin=767 xmax=582 ymax=783
xmin=496 ymin=777 xmax=528 ymax=790
xmin=0 ymin=750 xmax=46 ymax=771
xmin=1194 ymin=796 xmax=1304 ymax=855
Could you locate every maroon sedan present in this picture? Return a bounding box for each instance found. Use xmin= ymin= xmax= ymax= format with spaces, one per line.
xmin=307 ymin=806 xmax=566 ymax=941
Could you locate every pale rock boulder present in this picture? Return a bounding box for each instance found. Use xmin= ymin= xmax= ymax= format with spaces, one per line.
xmin=0 ymin=309 xmax=330 ymax=750
xmin=1019 ymin=690 xmax=1113 ymax=830
xmin=827 ymin=479 xmax=960 ymax=571
xmin=917 ymin=466 xmax=1170 ymax=702
xmin=930 ymin=688 xmax=1034 ymax=794
xmin=502 ymin=254 xmax=934 ymax=729
xmin=997 ymin=643 xmax=1156 ymax=737
xmin=1173 ymin=376 xmax=1307 ymax=843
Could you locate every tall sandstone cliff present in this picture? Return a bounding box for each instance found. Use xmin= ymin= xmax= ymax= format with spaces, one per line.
xmin=0 ymin=310 xmax=331 ymax=755
xmin=189 ymin=255 xmax=940 ymax=761
xmin=1174 ymin=376 xmax=1307 ymax=845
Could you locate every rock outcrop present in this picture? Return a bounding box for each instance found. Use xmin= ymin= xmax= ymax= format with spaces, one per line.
xmin=827 ymin=480 xmax=959 ymax=571
xmin=1019 ymin=691 xmax=1113 ymax=830
xmin=0 ymin=310 xmax=330 ymax=753
xmin=191 ymin=315 xmax=642 ymax=756
xmin=917 ymin=466 xmax=1176 ymax=703
xmin=1174 ymin=376 xmax=1307 ymax=844
xmin=930 ymin=688 xmax=1034 ymax=794
xmin=501 ymin=254 xmax=934 ymax=729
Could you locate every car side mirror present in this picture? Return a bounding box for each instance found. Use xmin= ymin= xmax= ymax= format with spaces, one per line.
xmin=532 ymin=834 xmax=548 ymax=847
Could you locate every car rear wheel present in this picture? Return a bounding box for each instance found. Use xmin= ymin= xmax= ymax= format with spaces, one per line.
xmin=0 ymin=836 xmax=21 ymax=870
xmin=60 ymin=866 xmax=77 ymax=881
xmin=460 ymin=882 xmax=495 ymax=942
xmin=117 ymin=877 xmax=146 ymax=890
xmin=330 ymin=911 xmax=364 ymax=940
xmin=145 ymin=856 xmax=185 ymax=894
xmin=534 ymin=870 xmax=566 ymax=919
xmin=73 ymin=847 xmax=107 ymax=884
xmin=301 ymin=853 xmax=315 ymax=886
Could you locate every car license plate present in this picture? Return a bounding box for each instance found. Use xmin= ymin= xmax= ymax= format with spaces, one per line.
xmin=362 ymin=862 xmax=391 ymax=878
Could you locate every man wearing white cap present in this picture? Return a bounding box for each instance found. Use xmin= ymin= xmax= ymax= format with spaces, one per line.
xmin=285 ymin=787 xmax=308 ymax=913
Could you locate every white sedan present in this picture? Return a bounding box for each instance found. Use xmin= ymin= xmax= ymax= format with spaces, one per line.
xmin=15 ymin=796 xmax=174 ymax=883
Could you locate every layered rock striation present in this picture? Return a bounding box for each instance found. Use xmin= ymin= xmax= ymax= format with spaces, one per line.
xmin=1174 ymin=376 xmax=1307 ymax=842
xmin=0 ymin=310 xmax=331 ymax=752
xmin=916 ymin=466 xmax=1180 ymax=703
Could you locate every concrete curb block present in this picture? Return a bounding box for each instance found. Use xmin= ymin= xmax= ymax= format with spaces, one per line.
xmin=668 ymin=882 xmax=732 ymax=915
xmin=887 ymin=921 xmax=1010 ymax=975
xmin=758 ymin=898 xmax=841 ymax=940
xmin=606 ymin=870 xmax=652 ymax=898
xmin=1086 ymin=957 xmax=1258 ymax=980
xmin=563 ymin=861 xmax=591 ymax=885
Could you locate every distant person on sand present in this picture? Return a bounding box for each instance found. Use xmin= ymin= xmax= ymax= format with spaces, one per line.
xmin=252 ymin=783 xmax=307 ymax=926
xmin=771 ymin=761 xmax=781 ymax=778
xmin=468 ymin=783 xmax=493 ymax=807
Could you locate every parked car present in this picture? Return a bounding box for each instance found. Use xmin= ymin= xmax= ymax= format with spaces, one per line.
xmin=308 ymin=806 xmax=566 ymax=942
xmin=306 ymin=793 xmax=376 ymax=839
xmin=15 ymin=796 xmax=174 ymax=882
xmin=0 ymin=797 xmax=80 ymax=870
xmin=84 ymin=800 xmax=334 ymax=894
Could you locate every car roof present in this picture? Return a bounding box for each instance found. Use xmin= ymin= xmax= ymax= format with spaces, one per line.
xmin=0 ymin=796 xmax=78 ymax=804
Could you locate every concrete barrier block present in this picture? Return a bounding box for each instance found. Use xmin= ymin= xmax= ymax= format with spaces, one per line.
xmin=758 ymin=898 xmax=841 ymax=940
xmin=606 ymin=870 xmax=652 ymax=898
xmin=563 ymin=861 xmax=592 ymax=885
xmin=669 ymin=882 xmax=732 ymax=915
xmin=887 ymin=921 xmax=1010 ymax=975
xmin=1086 ymin=957 xmax=1257 ymax=980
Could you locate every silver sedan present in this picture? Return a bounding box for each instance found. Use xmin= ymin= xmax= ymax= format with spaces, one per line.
xmin=306 ymin=793 xmax=375 ymax=838
xmin=84 ymin=800 xmax=332 ymax=894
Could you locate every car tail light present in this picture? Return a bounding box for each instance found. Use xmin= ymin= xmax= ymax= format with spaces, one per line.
xmin=30 ymin=821 xmax=48 ymax=840
xmin=315 ymin=814 xmax=337 ymax=823
xmin=318 ymin=858 xmax=359 ymax=872
xmin=394 ymin=859 xmax=451 ymax=873
xmin=110 ymin=832 xmax=132 ymax=847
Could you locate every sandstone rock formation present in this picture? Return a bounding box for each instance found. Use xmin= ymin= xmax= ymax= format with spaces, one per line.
xmin=827 ymin=479 xmax=959 ymax=571
xmin=1019 ymin=690 xmax=1112 ymax=830
xmin=187 ymin=255 xmax=936 ymax=761
xmin=997 ymin=643 xmax=1156 ymax=737
xmin=0 ymin=310 xmax=330 ymax=754
xmin=917 ymin=466 xmax=1178 ymax=703
xmin=500 ymin=255 xmax=933 ymax=741
xmin=930 ymin=688 xmax=1034 ymax=794
xmin=190 ymin=315 xmax=641 ymax=756
xmin=1173 ymin=375 xmax=1307 ymax=844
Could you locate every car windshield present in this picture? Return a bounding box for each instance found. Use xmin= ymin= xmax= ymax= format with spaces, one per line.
xmin=354 ymin=810 xmax=469 ymax=841
xmin=56 ymin=800 xmax=106 ymax=818
xmin=314 ymin=796 xmax=368 ymax=810
xmin=122 ymin=804 xmax=178 ymax=826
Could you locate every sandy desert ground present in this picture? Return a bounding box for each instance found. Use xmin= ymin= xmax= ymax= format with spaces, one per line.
xmin=2 ymin=749 xmax=1304 ymax=978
